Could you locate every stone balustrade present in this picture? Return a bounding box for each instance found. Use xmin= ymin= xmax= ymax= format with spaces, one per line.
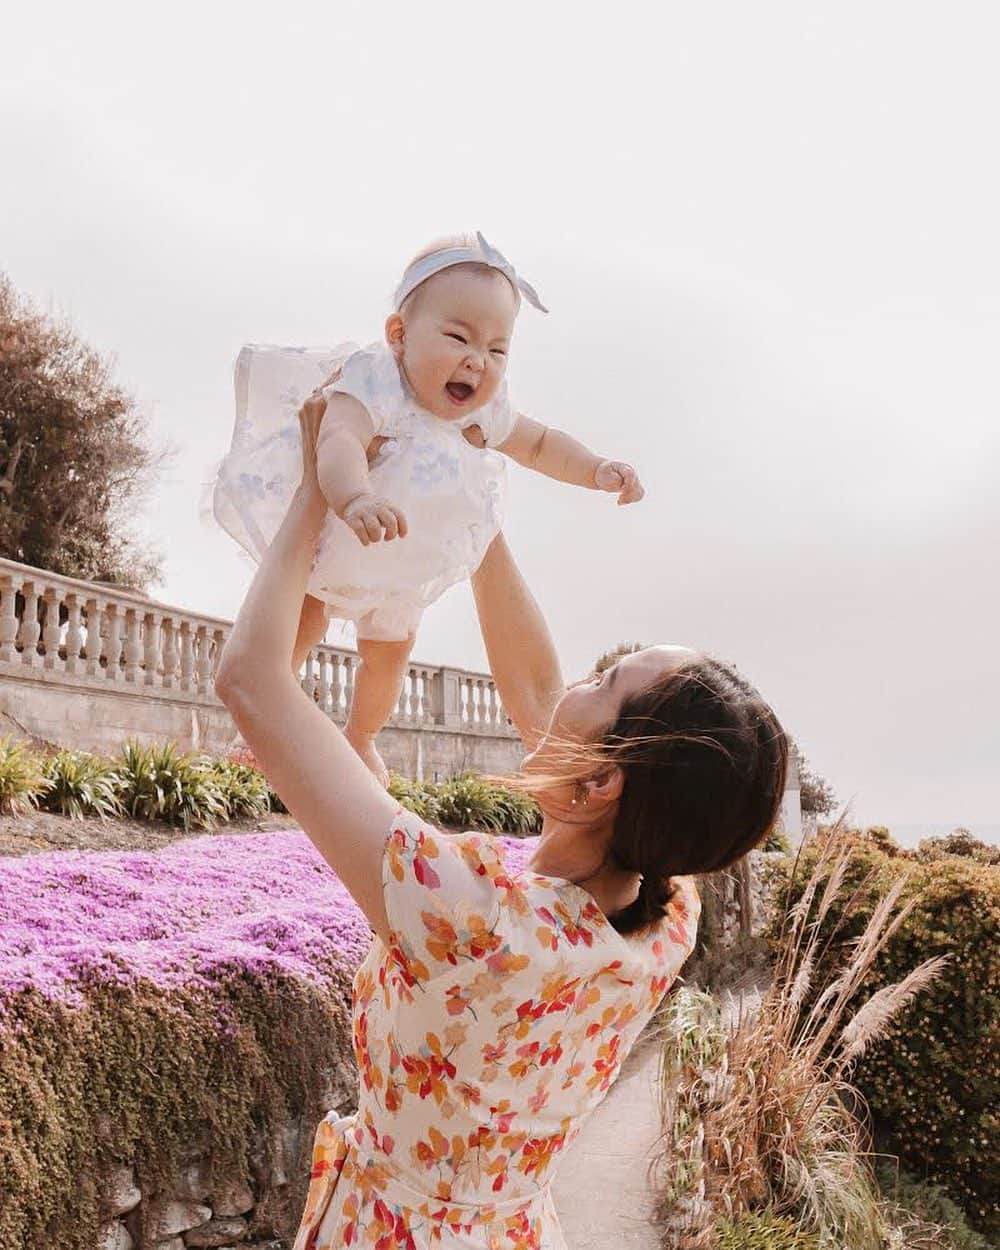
xmin=0 ymin=557 xmax=521 ymax=775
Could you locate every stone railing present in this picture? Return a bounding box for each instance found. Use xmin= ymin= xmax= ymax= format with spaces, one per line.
xmin=0 ymin=556 xmax=516 ymax=739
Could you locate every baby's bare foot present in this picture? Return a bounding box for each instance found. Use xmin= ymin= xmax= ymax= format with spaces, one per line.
xmin=345 ymin=725 xmax=390 ymax=788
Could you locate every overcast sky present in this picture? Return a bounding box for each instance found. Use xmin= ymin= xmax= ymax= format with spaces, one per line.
xmin=3 ymin=1 xmax=997 ymax=832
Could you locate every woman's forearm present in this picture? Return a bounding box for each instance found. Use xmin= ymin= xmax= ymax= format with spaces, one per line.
xmin=471 ymin=534 xmax=564 ymax=750
xmin=217 ymin=483 xmax=327 ymax=688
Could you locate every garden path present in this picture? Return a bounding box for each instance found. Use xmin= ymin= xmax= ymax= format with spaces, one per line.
xmin=552 ymin=986 xmax=761 ymax=1249
xmin=552 ymin=1026 xmax=666 ymax=1250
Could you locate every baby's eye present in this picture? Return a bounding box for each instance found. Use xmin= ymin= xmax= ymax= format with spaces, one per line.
xmin=446 ymin=332 xmax=467 ymax=344
xmin=490 ymin=348 xmax=507 ymax=357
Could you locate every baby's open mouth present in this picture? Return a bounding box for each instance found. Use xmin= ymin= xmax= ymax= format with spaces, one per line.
xmin=446 ymin=381 xmax=475 ymax=404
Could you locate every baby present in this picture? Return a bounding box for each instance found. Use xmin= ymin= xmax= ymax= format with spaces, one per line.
xmin=209 ymin=232 xmax=643 ymax=784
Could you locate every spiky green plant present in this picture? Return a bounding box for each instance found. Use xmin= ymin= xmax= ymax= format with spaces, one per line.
xmin=115 ymin=741 xmax=228 ymax=831
xmin=655 ymin=829 xmax=947 ymax=1250
xmin=0 ymin=736 xmax=48 ymax=816
xmin=388 ymin=773 xmax=441 ymax=823
xmin=715 ymin=1210 xmax=818 ymax=1249
xmin=436 ymin=773 xmax=509 ymax=831
xmin=40 ymin=750 xmax=123 ymax=820
xmin=207 ymin=759 xmax=273 ymax=821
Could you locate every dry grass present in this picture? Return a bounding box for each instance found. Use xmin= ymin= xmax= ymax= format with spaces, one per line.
xmin=653 ymin=826 xmax=947 ymax=1250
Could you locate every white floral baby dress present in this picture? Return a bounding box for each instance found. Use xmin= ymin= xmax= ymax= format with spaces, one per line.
xmin=207 ymin=341 xmax=517 ymax=641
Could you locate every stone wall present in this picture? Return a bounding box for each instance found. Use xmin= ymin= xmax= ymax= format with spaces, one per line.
xmin=0 ymin=557 xmax=524 ymax=780
xmin=96 ymin=1062 xmax=355 ymax=1250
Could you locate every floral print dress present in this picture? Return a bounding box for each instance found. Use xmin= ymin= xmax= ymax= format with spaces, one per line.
xmin=293 ymin=809 xmax=701 ymax=1250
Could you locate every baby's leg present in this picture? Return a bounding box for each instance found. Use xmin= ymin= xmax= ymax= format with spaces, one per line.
xmin=292 ymin=595 xmax=329 ymax=675
xmin=344 ymin=634 xmax=416 ymax=787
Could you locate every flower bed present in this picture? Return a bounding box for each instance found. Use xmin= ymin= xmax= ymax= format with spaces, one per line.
xmin=0 ymin=825 xmax=535 ymax=1250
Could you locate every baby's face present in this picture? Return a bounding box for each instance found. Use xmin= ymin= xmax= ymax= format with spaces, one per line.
xmin=389 ymin=265 xmax=518 ymax=422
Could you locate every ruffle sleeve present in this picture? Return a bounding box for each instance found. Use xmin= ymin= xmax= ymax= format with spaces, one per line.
xmin=323 ymin=344 xmax=404 ymax=436
xmin=380 ymin=807 xmax=512 ymax=986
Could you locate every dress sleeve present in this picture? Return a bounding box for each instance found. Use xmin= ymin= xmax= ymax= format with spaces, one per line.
xmin=665 ymin=876 xmax=702 ymax=962
xmin=323 ymin=346 xmax=388 ymax=435
xmin=380 ymin=807 xmax=511 ymax=985
xmin=469 ymin=379 xmax=518 ymax=448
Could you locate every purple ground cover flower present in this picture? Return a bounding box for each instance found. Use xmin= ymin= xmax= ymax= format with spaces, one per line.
xmin=0 ymin=823 xmax=538 ymax=1009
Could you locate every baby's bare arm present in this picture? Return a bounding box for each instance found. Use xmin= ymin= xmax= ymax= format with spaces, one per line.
xmin=315 ymin=393 xmax=408 ymax=543
xmin=315 ymin=393 xmax=377 ymax=514
xmin=497 ymin=414 xmax=603 ymax=488
xmin=497 ymin=414 xmax=645 ymax=504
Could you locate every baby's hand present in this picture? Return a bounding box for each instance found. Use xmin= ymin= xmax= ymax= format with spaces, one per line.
xmin=594 ymin=460 xmax=645 ymax=506
xmin=340 ymin=493 xmax=409 ymax=545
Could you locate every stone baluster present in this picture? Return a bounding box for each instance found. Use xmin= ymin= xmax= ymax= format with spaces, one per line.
xmin=17 ymin=582 xmax=42 ymax=667
xmin=42 ymin=587 xmax=63 ymax=670
xmin=411 ymin=666 xmax=427 ymax=724
xmin=317 ymin=650 xmax=333 ymax=715
xmin=486 ymin=681 xmax=499 ymax=729
xmin=476 ymin=678 xmax=489 ymax=727
xmin=0 ymin=576 xmax=20 ymax=663
xmin=211 ymin=628 xmax=227 ymax=688
xmin=84 ymin=598 xmax=104 ymax=676
xmin=123 ymin=608 xmax=142 ymax=683
xmin=302 ymin=651 xmax=317 ymax=701
xmin=179 ymin=622 xmax=195 ymax=692
xmin=395 ymin=670 xmax=410 ymax=723
xmin=330 ymin=652 xmax=345 ymax=718
xmin=143 ymin=612 xmax=162 ymax=687
xmin=461 ymin=676 xmax=474 ymax=726
xmin=161 ymin=617 xmax=179 ymax=689
xmin=64 ymin=594 xmax=84 ymax=674
xmin=343 ymin=653 xmax=357 ymax=714
xmin=195 ymin=625 xmax=213 ymax=695
xmin=104 ymin=605 xmax=124 ymax=681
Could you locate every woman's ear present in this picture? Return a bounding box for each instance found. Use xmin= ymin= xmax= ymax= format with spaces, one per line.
xmin=385 ymin=313 xmax=405 ymax=356
xmin=585 ymin=766 xmax=624 ymax=806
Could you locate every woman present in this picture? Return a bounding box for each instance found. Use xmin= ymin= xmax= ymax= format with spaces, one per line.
xmin=215 ymin=397 xmax=788 ymax=1250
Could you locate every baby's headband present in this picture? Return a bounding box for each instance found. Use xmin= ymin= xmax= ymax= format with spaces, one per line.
xmin=393 ymin=231 xmax=549 ymax=315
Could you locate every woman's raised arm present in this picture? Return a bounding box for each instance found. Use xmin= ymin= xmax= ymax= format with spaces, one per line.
xmin=471 ymin=533 xmax=564 ymax=754
xmin=215 ymin=396 xmax=400 ymax=944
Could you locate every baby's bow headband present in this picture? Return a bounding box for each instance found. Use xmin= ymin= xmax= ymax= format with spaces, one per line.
xmin=392 ymin=232 xmax=549 ymax=314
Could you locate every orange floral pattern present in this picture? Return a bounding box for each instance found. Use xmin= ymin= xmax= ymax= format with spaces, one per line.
xmin=293 ymin=809 xmax=700 ymax=1249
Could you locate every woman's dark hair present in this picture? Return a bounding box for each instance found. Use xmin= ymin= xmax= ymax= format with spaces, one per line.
xmin=604 ymin=657 xmax=788 ymax=935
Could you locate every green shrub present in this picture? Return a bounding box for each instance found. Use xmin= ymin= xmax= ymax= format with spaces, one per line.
xmin=388 ymin=773 xmax=441 ymax=823
xmin=0 ymin=736 xmax=48 ymax=816
xmin=716 ymin=1211 xmax=819 ymax=1249
xmin=389 ymin=771 xmax=541 ymax=835
xmin=768 ymin=835 xmax=1000 ymax=1233
xmin=207 ymin=759 xmax=273 ymax=821
xmin=764 ymin=826 xmax=791 ymax=854
xmin=435 ymin=772 xmax=541 ymax=835
xmin=915 ymin=828 xmax=1000 ymax=867
xmin=115 ymin=741 xmax=229 ymax=831
xmin=876 ymin=1162 xmax=993 ymax=1250
xmin=39 ymin=750 xmax=123 ymax=821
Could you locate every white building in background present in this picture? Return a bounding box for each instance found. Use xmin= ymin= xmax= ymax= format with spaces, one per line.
xmin=779 ymin=744 xmax=803 ymax=844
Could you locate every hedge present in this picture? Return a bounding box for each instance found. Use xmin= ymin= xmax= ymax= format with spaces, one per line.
xmin=768 ymin=834 xmax=999 ymax=1234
